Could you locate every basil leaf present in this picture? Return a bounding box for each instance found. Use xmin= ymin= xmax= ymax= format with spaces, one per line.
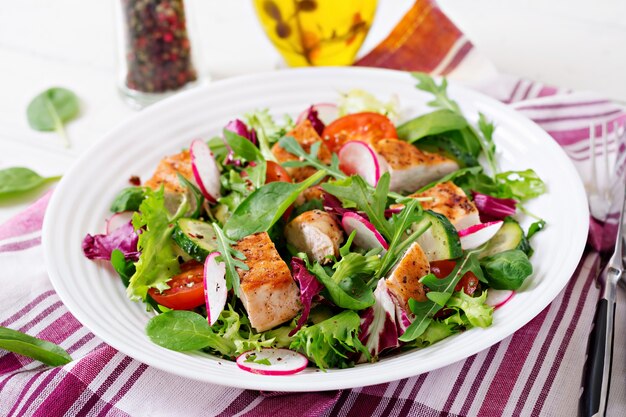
xmin=26 ymin=87 xmax=80 ymax=148
xmin=110 ymin=187 xmax=146 ymax=213
xmin=397 ymin=109 xmax=467 ymax=143
xmin=0 ymin=327 xmax=72 ymax=366
xmin=224 ymin=170 xmax=326 ymax=240
xmin=0 ymin=167 xmax=61 ymax=200
xmin=480 ymin=249 xmax=533 ymax=290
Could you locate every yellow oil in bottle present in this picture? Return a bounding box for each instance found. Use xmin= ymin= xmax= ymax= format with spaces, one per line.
xmin=253 ymin=0 xmax=378 ymax=67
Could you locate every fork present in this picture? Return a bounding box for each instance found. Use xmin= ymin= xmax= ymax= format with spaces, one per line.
xmin=580 ymin=121 xmax=626 ymax=417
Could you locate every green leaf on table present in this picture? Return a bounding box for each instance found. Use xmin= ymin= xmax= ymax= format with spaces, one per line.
xmin=109 ymin=187 xmax=146 ymax=213
xmin=396 ymin=109 xmax=467 ymax=143
xmin=224 ymin=169 xmax=326 ymax=240
xmin=0 ymin=326 xmax=72 ymax=366
xmin=26 ymin=87 xmax=80 ymax=148
xmin=0 ymin=167 xmax=61 ymax=200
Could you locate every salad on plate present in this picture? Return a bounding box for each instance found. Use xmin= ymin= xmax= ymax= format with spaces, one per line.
xmin=82 ymin=73 xmax=546 ymax=374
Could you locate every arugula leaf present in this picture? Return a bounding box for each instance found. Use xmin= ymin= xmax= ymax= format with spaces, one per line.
xmin=308 ymin=252 xmax=379 ymax=310
xmin=0 ymin=326 xmax=72 ymax=366
xmin=279 ymin=136 xmax=346 ymax=180
xmin=404 ymin=320 xmax=457 ymax=348
xmin=396 ymin=109 xmax=467 ymax=143
xmin=110 ymin=187 xmax=146 ymax=213
xmin=0 ymin=167 xmax=61 ymax=200
xmin=480 ymin=249 xmax=533 ymax=290
xmin=290 ymin=310 xmax=369 ymax=370
xmin=212 ymin=223 xmax=248 ymax=297
xmin=411 ymin=72 xmax=497 ymax=176
xmin=322 ymin=174 xmax=392 ymax=240
xmin=244 ymin=109 xmax=294 ymax=161
xmin=399 ymin=252 xmax=481 ymax=342
xmin=224 ymin=170 xmax=326 ymax=240
xmin=26 ymin=87 xmax=80 ymax=148
xmin=416 ymin=166 xmax=483 ymax=193
xmin=527 ymin=219 xmax=546 ymax=240
xmin=127 ymin=187 xmax=187 ymax=301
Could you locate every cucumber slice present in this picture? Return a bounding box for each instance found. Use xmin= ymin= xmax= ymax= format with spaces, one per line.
xmin=413 ymin=210 xmax=462 ymax=261
xmin=172 ymin=218 xmax=218 ymax=262
xmin=479 ymin=217 xmax=530 ymax=258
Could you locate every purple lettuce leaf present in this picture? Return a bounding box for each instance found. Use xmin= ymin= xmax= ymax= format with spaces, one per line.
xmin=303 ymin=106 xmax=325 ymax=135
xmin=472 ymin=191 xmax=516 ymax=222
xmin=224 ymin=119 xmax=257 ymax=146
xmin=357 ymin=280 xmax=400 ymax=362
xmin=82 ymin=221 xmax=139 ymax=261
xmin=289 ymin=257 xmax=325 ymax=336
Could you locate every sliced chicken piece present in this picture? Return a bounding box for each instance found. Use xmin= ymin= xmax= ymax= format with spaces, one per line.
xmin=406 ymin=181 xmax=480 ymax=231
xmin=233 ymin=232 xmax=301 ymax=332
xmin=285 ymin=210 xmax=344 ymax=264
xmin=271 ymin=120 xmax=332 ymax=182
xmin=385 ymin=241 xmax=430 ymax=312
xmin=367 ymin=139 xmax=458 ymax=193
xmin=144 ymin=149 xmax=194 ymax=194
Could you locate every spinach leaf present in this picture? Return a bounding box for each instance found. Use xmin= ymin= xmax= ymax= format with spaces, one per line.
xmin=416 ymin=133 xmax=479 ymax=167
xmin=212 ymin=223 xmax=248 ymax=297
xmin=110 ymin=187 xmax=146 ymax=213
xmin=176 ymin=174 xmax=205 ymax=219
xmin=145 ymin=310 xmax=232 ymax=353
xmin=416 ymin=166 xmax=482 ymax=193
xmin=224 ymin=170 xmax=326 ymax=240
xmin=397 ymin=109 xmax=467 ymax=143
xmin=111 ymin=249 xmax=135 ymax=287
xmin=0 ymin=326 xmax=72 ymax=366
xmin=0 ymin=167 xmax=61 ymax=200
xmin=26 ymin=87 xmax=80 ymax=148
xmin=480 ymin=249 xmax=533 ymax=290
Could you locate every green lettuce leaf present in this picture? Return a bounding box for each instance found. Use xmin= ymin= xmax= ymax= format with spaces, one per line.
xmin=447 ymin=290 xmax=494 ymax=328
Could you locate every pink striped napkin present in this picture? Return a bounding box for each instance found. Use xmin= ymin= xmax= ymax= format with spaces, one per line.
xmin=2 ymin=2 xmax=626 ymax=416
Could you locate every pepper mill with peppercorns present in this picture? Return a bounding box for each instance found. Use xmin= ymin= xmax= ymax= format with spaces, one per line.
xmin=115 ymin=0 xmax=201 ymax=108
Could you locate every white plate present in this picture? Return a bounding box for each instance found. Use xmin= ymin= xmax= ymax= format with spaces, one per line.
xmin=43 ymin=68 xmax=589 ymax=392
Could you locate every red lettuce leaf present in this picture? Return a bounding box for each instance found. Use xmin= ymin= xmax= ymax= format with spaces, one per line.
xmin=289 ymin=257 xmax=325 ymax=336
xmin=303 ymin=106 xmax=325 ymax=135
xmin=358 ymin=280 xmax=399 ymax=362
xmin=82 ymin=221 xmax=139 ymax=261
xmin=472 ymin=191 xmax=516 ymax=222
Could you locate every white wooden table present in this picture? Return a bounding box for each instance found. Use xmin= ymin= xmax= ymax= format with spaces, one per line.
xmin=1 ymin=0 xmax=625 ymax=223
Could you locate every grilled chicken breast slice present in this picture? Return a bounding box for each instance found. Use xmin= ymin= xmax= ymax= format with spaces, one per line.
xmin=233 ymin=232 xmax=301 ymax=332
xmin=410 ymin=181 xmax=480 ymax=231
xmin=385 ymin=241 xmax=430 ymax=312
xmin=271 ymin=120 xmax=332 ymax=182
xmin=368 ymin=139 xmax=458 ymax=193
xmin=144 ymin=149 xmax=194 ymax=194
xmin=285 ymin=210 xmax=344 ymax=264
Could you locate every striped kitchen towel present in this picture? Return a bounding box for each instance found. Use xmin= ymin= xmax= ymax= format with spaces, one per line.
xmin=2 ymin=0 xmax=626 ymax=416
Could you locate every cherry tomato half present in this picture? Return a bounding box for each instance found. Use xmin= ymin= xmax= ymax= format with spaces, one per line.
xmin=430 ymin=260 xmax=479 ymax=296
xmin=322 ymin=112 xmax=398 ymax=152
xmin=148 ymin=261 xmax=205 ymax=310
xmin=265 ymin=161 xmax=292 ymax=183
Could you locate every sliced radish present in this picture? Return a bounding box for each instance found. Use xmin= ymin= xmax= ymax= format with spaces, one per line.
xmin=296 ymin=103 xmax=338 ymax=125
xmin=204 ymin=252 xmax=227 ymax=326
xmin=485 ymin=289 xmax=515 ymax=309
xmin=105 ymin=211 xmax=134 ymax=234
xmin=458 ymin=221 xmax=503 ymax=250
xmin=190 ymin=139 xmax=221 ymax=203
xmin=338 ymin=141 xmax=387 ymax=186
xmin=236 ymin=348 xmax=308 ymax=376
xmin=342 ymin=212 xmax=388 ymax=253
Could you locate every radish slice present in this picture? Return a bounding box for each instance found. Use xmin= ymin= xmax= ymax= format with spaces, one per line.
xmin=204 ymin=252 xmax=227 ymax=326
xmin=342 ymin=212 xmax=388 ymax=253
xmin=296 ymin=103 xmax=339 ymax=125
xmin=338 ymin=141 xmax=386 ymax=186
xmin=190 ymin=139 xmax=221 ymax=203
xmin=105 ymin=211 xmax=134 ymax=234
xmin=485 ymin=289 xmax=515 ymax=309
xmin=236 ymin=348 xmax=308 ymax=376
xmin=458 ymin=221 xmax=503 ymax=250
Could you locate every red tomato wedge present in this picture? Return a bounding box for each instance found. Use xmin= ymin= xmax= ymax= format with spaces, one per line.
xmin=430 ymin=260 xmax=479 ymax=296
xmin=148 ymin=261 xmax=205 ymax=310
xmin=265 ymin=161 xmax=292 ymax=183
xmin=322 ymin=112 xmax=397 ymax=152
